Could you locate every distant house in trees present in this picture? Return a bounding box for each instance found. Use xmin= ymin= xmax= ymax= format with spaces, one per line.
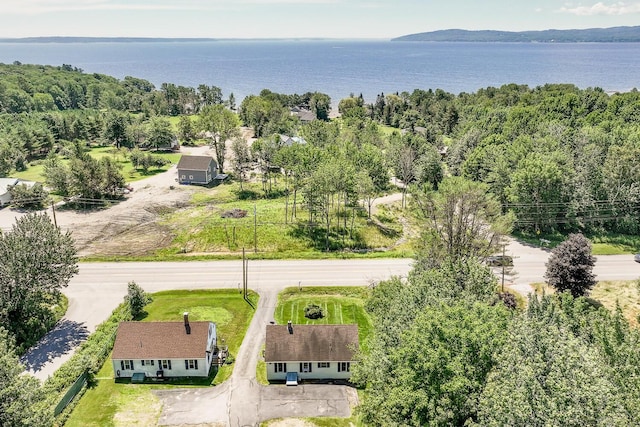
xmin=265 ymin=323 xmax=358 ymax=383
xmin=279 ymin=135 xmax=307 ymax=146
xmin=290 ymin=107 xmax=316 ymax=123
xmin=111 ymin=313 xmax=217 ymax=379
xmin=0 ymin=178 xmax=36 ymax=206
xmin=176 ymin=155 xmax=217 ymax=185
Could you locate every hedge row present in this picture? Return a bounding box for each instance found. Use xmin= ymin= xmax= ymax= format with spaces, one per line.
xmin=43 ymin=302 xmax=131 ymax=424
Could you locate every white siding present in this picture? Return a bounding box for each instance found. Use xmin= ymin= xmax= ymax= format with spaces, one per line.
xmin=266 ymin=361 xmax=353 ymax=381
xmin=111 ymin=321 xmax=217 ymax=379
xmin=113 ymin=357 xmax=209 ymax=378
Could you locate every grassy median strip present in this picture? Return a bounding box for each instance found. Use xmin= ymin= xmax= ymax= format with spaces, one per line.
xmin=64 ymin=289 xmax=258 ymax=427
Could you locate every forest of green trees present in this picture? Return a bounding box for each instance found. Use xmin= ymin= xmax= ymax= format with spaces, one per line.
xmin=3 ymin=62 xmax=639 ymax=237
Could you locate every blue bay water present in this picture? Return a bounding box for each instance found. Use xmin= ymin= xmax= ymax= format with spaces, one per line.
xmin=0 ymin=40 xmax=638 ymax=104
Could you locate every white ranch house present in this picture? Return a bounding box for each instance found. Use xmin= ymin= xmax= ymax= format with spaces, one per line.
xmin=111 ymin=313 xmax=217 ymax=379
xmin=265 ymin=323 xmax=359 ymax=382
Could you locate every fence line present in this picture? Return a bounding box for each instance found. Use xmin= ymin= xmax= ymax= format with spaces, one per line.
xmin=54 ymin=371 xmax=87 ymax=416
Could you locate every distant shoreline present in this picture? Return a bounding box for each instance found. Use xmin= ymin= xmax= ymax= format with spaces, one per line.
xmin=392 ymin=26 xmax=640 ymax=43
xmin=0 ymin=37 xmax=386 ymax=44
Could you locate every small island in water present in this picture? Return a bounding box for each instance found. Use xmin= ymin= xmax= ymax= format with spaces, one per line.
xmin=393 ymin=25 xmax=640 ymax=42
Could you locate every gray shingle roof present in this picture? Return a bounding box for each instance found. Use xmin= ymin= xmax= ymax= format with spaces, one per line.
xmin=176 ymin=155 xmax=216 ymax=171
xmin=265 ymin=324 xmax=358 ymax=362
xmin=112 ymin=321 xmax=211 ymax=360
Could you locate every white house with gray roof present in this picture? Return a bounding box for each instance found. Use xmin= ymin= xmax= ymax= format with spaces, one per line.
xmin=264 ymin=323 xmax=358 ymax=382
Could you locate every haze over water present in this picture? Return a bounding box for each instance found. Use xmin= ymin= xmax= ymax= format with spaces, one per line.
xmin=0 ymin=40 xmax=638 ymax=103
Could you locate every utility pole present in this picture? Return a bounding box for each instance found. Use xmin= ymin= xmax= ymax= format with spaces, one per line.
xmin=242 ymin=247 xmax=247 ymax=299
xmin=501 ymin=243 xmax=506 ymax=293
xmin=253 ymin=203 xmax=257 ymax=253
xmin=51 ymin=201 xmax=58 ymax=228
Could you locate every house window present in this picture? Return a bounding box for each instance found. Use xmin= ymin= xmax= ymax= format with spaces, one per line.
xmin=159 ymin=360 xmax=172 ymax=370
xmin=300 ymin=362 xmax=312 ymax=373
xmin=185 ymin=359 xmax=198 ymax=370
xmin=141 ymin=360 xmax=154 ymax=366
xmin=317 ymin=362 xmax=330 ymax=368
xmin=275 ymin=363 xmax=287 ymax=373
xmin=338 ymin=362 xmax=350 ymax=372
xmin=189 ymin=175 xmax=194 ymax=180
xmin=181 ymin=175 xmax=186 ymax=180
xmin=121 ymin=360 xmax=134 ymax=370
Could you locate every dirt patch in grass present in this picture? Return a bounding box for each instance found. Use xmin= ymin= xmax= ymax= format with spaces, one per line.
xmin=80 ymin=221 xmax=175 ymax=257
xmin=113 ymin=387 xmax=162 ymax=427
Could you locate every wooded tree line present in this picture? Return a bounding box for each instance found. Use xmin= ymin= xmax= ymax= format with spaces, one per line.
xmin=357 ymin=84 xmax=640 ymax=234
xmin=2 ymin=63 xmax=640 ymax=235
xmin=353 ymin=248 xmax=640 ymax=426
xmin=0 ymin=62 xmax=227 ymax=115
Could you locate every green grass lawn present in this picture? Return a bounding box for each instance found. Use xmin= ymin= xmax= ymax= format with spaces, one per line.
xmin=273 ymin=286 xmax=372 ymax=346
xmin=156 ymin=182 xmax=405 ymax=258
xmin=12 ymin=146 xmax=181 ymax=184
xmin=64 ymin=289 xmax=258 ymax=427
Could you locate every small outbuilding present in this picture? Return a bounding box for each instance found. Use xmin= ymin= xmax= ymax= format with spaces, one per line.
xmin=176 ymin=155 xmax=217 ymax=185
xmin=265 ymin=323 xmax=359 ymax=382
xmin=111 ymin=313 xmax=217 ymax=379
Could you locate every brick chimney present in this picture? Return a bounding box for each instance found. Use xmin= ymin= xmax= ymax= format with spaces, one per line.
xmin=287 ymin=320 xmax=293 ymax=334
xmin=184 ymin=312 xmax=191 ymax=335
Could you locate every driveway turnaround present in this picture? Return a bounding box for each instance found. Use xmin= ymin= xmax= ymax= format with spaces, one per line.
xmin=155 ymin=285 xmax=358 ymax=426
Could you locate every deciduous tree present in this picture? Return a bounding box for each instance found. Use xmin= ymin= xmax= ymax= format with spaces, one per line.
xmin=478 ymin=316 xmax=627 ymax=426
xmin=0 ymin=213 xmax=78 ymax=348
xmin=544 ymin=232 xmax=596 ymax=297
xmin=230 ymin=137 xmax=253 ymax=191
xmin=146 ymin=116 xmax=175 ymax=151
xmin=0 ymin=328 xmax=53 ymax=427
xmin=356 ymin=300 xmax=510 ymax=426
xmin=198 ymin=104 xmax=240 ymax=173
xmin=412 ymin=176 xmax=513 ymax=268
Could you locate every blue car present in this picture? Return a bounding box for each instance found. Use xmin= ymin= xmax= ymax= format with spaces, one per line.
xmin=635 ymin=254 xmax=640 ymax=263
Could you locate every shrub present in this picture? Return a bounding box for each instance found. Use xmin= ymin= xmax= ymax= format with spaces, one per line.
xmin=9 ymin=182 xmax=48 ymax=209
xmin=125 ymin=281 xmax=151 ymax=319
xmin=497 ymin=292 xmax=517 ymax=310
xmin=304 ymin=304 xmax=324 ymax=319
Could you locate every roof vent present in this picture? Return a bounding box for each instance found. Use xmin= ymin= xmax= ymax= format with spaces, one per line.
xmin=287 ymin=320 xmax=293 ymax=334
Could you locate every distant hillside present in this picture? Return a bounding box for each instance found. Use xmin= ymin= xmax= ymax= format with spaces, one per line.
xmin=392 ymin=26 xmax=640 ymax=42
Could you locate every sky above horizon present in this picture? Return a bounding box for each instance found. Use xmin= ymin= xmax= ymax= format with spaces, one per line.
xmin=1 ymin=1 xmax=640 ymax=39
